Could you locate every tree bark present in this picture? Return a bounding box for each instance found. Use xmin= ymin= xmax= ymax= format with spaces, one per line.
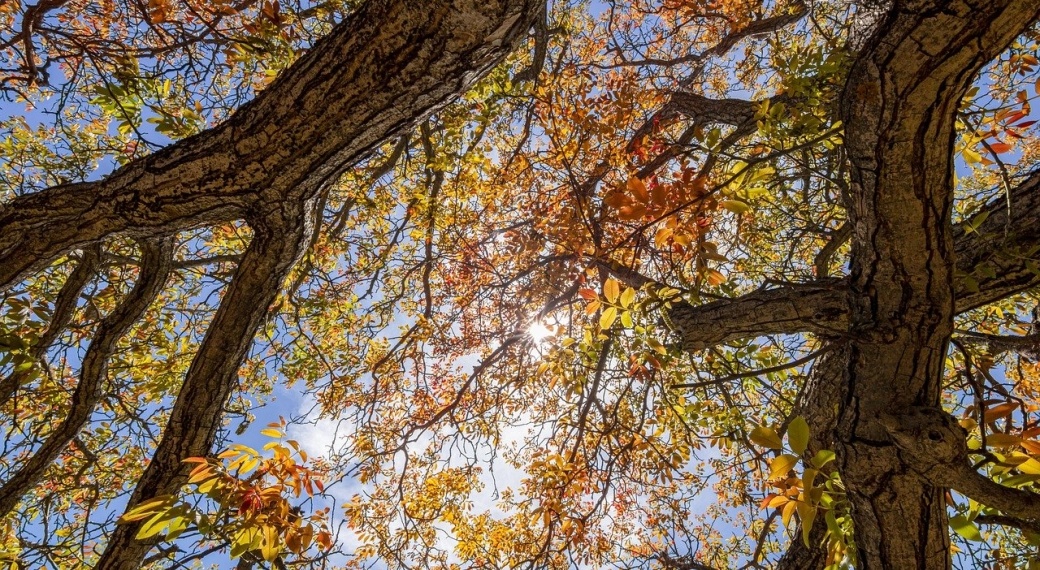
xmin=834 ymin=1 xmax=1040 ymax=567
xmin=667 ymin=169 xmax=1040 ymax=354
xmin=0 ymin=240 xmax=172 ymax=518
xmin=0 ymin=0 xmax=541 ymax=291
xmin=96 ymin=203 xmax=316 ymax=569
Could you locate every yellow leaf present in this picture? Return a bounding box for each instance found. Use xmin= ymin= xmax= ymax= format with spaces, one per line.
xmin=788 ymin=416 xmax=810 ymax=455
xmin=720 ymin=199 xmax=751 ymax=215
xmin=781 ymin=500 xmax=797 ymax=528
xmin=1018 ymin=458 xmax=1040 ymax=475
xmin=769 ymin=454 xmax=799 ymax=480
xmin=620 ymin=287 xmax=636 ymax=308
xmin=986 ymin=433 xmax=1022 ymax=448
xmin=136 ymin=512 xmax=173 ymax=540
xmin=260 ymin=428 xmax=283 ymax=438
xmin=119 ymin=496 xmax=173 ymax=523
xmin=797 ymin=502 xmax=817 ymax=546
xmin=604 ymin=279 xmax=620 ymax=304
xmin=600 ymin=306 xmax=618 ymax=329
xmin=261 ymin=524 xmax=280 ymax=561
xmin=750 ymin=425 xmax=784 ymax=450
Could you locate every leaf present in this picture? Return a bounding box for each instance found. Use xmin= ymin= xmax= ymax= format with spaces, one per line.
xmin=261 ymin=524 xmax=280 ymax=561
xmin=119 ymin=496 xmax=173 ymax=523
xmin=750 ymin=425 xmax=784 ymax=450
xmin=705 ymin=269 xmax=726 ymax=286
xmin=983 ymin=402 xmax=1018 ymax=423
xmin=1017 ymin=458 xmax=1040 ymax=475
xmin=720 ymin=199 xmax=751 ymax=215
xmin=988 ymin=141 xmax=1012 ymax=153
xmin=986 ymin=433 xmax=1022 ymax=448
xmin=136 ymin=511 xmax=174 ymax=540
xmin=949 ymin=514 xmax=983 ymax=542
xmin=769 ymin=454 xmax=800 ymax=480
xmin=797 ymin=502 xmax=816 ymax=546
xmin=781 ymin=500 xmax=797 ymax=528
xmin=260 ymin=427 xmax=283 ymax=438
xmin=626 ymin=176 xmax=649 ymax=203
xmin=604 ymin=279 xmax=620 ymax=304
xmin=600 ymin=306 xmax=617 ymax=330
xmin=788 ymin=416 xmax=810 ymax=455
xmin=620 ymin=287 xmax=636 ymax=308
xmin=811 ymin=450 xmax=836 ymax=469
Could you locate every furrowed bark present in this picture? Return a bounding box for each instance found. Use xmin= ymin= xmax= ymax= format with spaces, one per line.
xmin=0 ymin=0 xmax=541 ymax=290
xmin=835 ymin=1 xmax=1040 ymax=568
xmin=775 ymin=347 xmax=848 ymax=570
xmin=0 ymin=239 xmax=173 ymax=518
xmin=881 ymin=407 xmax=1040 ymax=528
xmin=0 ymin=244 xmax=101 ymax=407
xmin=96 ymin=202 xmax=316 ymax=570
xmin=666 ymin=169 xmax=1040 ymax=353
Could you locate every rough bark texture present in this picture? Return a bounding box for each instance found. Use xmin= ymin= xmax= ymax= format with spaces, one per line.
xmin=0 ymin=1 xmax=544 ymax=567
xmin=0 ymin=0 xmax=541 ymax=290
xmin=97 ymin=203 xmax=316 ymax=569
xmin=0 ymin=240 xmax=172 ymax=518
xmin=4 ymin=0 xmax=1040 ymax=567
xmin=667 ymin=169 xmax=1040 ymax=354
xmin=835 ymin=1 xmax=1040 ymax=567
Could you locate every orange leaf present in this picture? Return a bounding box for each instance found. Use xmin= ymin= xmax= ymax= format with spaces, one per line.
xmin=626 ymin=176 xmax=649 ymax=203
xmin=984 ymin=402 xmax=1019 ymax=423
xmin=988 ymin=142 xmax=1012 ymax=153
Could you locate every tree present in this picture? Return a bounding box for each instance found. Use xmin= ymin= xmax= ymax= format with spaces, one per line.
xmin=3 ymin=0 xmax=1040 ymax=568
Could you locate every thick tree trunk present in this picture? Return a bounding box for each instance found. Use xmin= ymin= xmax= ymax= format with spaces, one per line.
xmin=834 ymin=1 xmax=1040 ymax=567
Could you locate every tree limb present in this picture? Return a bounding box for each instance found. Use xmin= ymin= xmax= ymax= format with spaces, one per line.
xmin=0 ymin=239 xmax=173 ymax=519
xmin=96 ymin=202 xmax=316 ymax=569
xmin=0 ymin=0 xmax=541 ymax=290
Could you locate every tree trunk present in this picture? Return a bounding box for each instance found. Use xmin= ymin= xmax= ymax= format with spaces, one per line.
xmin=834 ymin=1 xmax=1040 ymax=567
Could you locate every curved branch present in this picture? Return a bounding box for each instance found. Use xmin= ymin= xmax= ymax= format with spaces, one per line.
xmin=96 ymin=203 xmax=317 ymax=569
xmin=665 ymin=170 xmax=1040 ymax=352
xmin=0 ymin=238 xmax=172 ymax=518
xmin=881 ymin=407 xmax=1040 ymax=530
xmin=0 ymin=244 xmax=101 ymax=407
xmin=0 ymin=0 xmax=541 ymax=290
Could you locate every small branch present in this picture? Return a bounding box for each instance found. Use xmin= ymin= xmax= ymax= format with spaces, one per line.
xmin=673 ymin=345 xmax=831 ymax=390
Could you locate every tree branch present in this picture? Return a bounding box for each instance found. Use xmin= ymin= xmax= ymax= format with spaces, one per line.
xmin=0 ymin=0 xmax=541 ymax=290
xmin=0 ymin=244 xmax=101 ymax=407
xmin=96 ymin=202 xmax=316 ymax=569
xmin=0 ymin=238 xmax=172 ymax=518
xmin=665 ymin=170 xmax=1040 ymax=352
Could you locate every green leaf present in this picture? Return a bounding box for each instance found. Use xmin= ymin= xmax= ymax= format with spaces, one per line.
xmin=950 ymin=514 xmax=983 ymax=542
xmin=811 ymin=449 xmax=836 ymax=469
xmin=788 ymin=416 xmax=810 ymax=455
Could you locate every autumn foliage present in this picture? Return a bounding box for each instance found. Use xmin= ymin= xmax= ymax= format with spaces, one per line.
xmin=4 ymin=0 xmax=1040 ymax=569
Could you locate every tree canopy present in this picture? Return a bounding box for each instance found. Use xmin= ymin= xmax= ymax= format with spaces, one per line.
xmin=3 ymin=0 xmax=1040 ymax=568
